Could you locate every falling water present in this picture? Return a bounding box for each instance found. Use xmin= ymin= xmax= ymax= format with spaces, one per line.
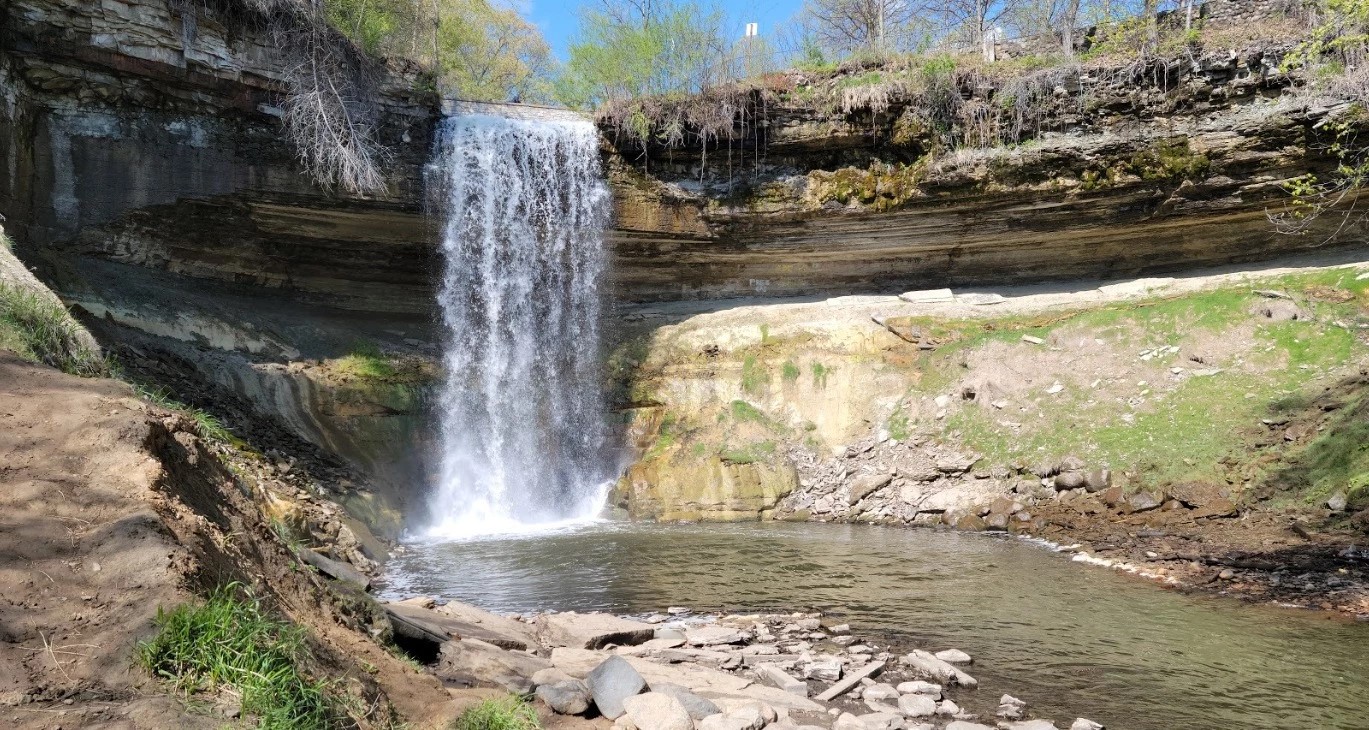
xmin=425 ymin=114 xmax=612 ymax=539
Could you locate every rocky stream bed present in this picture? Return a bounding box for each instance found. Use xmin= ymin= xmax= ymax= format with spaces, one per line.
xmin=380 ymin=597 xmax=1104 ymax=730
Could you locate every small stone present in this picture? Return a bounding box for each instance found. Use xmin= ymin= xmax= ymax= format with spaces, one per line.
xmin=1328 ymin=492 xmax=1349 ymax=512
xmin=1070 ymin=720 xmax=1105 ymax=730
xmin=1021 ymin=335 xmax=1045 ymax=345
xmin=1219 ymin=568 xmax=1236 ymax=580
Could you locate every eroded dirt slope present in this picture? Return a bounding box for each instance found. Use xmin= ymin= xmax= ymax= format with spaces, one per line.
xmin=0 ymin=352 xmax=458 ymax=729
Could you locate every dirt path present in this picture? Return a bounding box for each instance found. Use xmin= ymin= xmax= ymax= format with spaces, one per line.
xmin=0 ymin=353 xmax=473 ymax=729
xmin=0 ymin=352 xmax=228 ymax=729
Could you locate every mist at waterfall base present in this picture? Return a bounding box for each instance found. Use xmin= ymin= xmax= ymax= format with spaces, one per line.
xmin=422 ymin=115 xmax=614 ymax=540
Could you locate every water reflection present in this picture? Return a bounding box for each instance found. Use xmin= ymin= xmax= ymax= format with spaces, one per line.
xmin=382 ymin=521 xmax=1369 ymax=730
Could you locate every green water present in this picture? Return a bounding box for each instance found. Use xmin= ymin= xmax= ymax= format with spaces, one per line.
xmin=382 ymin=521 xmax=1369 ymax=730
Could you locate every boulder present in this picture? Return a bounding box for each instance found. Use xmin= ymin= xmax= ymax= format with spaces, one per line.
xmin=586 ymin=655 xmax=648 ymax=719
xmin=945 ymin=723 xmax=994 ymax=730
xmin=1328 ymin=491 xmax=1349 ymax=512
xmin=933 ymin=649 xmax=972 ymax=664
xmin=1070 ymin=720 xmax=1105 ymax=730
xmin=863 ymin=683 xmax=900 ymax=701
xmin=435 ymin=638 xmax=550 ymax=694
xmin=849 ymin=473 xmax=894 ymax=504
xmin=699 ymin=716 xmax=754 ymax=730
xmin=687 ymin=625 xmax=751 ymax=646
xmin=953 ymin=513 xmax=986 ymax=531
xmin=1084 ymin=469 xmax=1111 ymax=492
xmin=725 ymin=703 xmax=773 ymax=730
xmin=541 ymin=612 xmax=656 ymax=650
xmin=894 ymin=681 xmax=941 ymax=698
xmin=622 ymin=692 xmax=693 ymax=730
xmin=902 ymin=650 xmax=976 ymax=688
xmin=1053 ymin=471 xmax=1085 ymax=490
xmin=754 ymin=663 xmax=808 ymax=696
xmin=1001 ymin=722 xmax=1059 ymax=730
xmin=433 ymin=599 xmax=539 ymax=650
xmin=298 ymin=549 xmax=370 ymax=591
xmin=650 ymin=682 xmax=721 ymax=720
xmin=936 ymin=700 xmax=959 ymax=716
xmin=536 ymin=680 xmax=591 ymax=715
xmin=1057 ymin=455 xmax=1086 ymax=472
xmin=896 ymin=694 xmax=936 ymax=718
xmin=802 ymin=657 xmax=843 ymax=681
xmin=1126 ymin=490 xmax=1162 ymax=512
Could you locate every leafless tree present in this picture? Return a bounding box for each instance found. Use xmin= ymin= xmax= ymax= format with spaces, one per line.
xmin=924 ymin=0 xmax=1026 ymax=61
xmin=800 ymin=0 xmax=926 ymax=55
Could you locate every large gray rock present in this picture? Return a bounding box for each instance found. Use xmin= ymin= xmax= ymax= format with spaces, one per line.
xmin=541 ymin=612 xmax=657 ymax=649
xmin=586 ymin=655 xmax=648 ymax=719
xmin=896 ymin=694 xmax=936 ymax=718
xmin=434 ymin=599 xmax=540 ymax=650
xmin=649 ymin=682 xmax=721 ymax=720
xmin=435 ymin=638 xmax=551 ymax=694
xmin=536 ymin=680 xmax=591 ymax=715
xmin=622 ymin=692 xmax=693 ymax=730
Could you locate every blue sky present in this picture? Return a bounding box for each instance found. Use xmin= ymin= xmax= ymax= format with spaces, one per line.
xmin=526 ymin=0 xmax=807 ymax=60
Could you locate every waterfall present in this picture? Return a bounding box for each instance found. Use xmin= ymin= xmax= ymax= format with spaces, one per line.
xmin=424 ymin=114 xmax=612 ymax=539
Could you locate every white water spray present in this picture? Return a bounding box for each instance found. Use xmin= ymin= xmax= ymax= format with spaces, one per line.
xmin=425 ymin=114 xmax=612 ymax=539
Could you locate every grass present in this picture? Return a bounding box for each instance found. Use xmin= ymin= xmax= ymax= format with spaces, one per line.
xmin=0 ymin=282 xmax=107 ymax=377
xmin=781 ymin=360 xmax=801 ymax=382
xmin=334 ymin=340 xmax=397 ymax=380
xmin=133 ymin=383 xmax=241 ymax=446
xmin=741 ymin=355 xmax=767 ymax=393
xmin=920 ymin=272 xmax=1369 ymax=488
xmin=137 ymin=585 xmax=341 ymax=729
xmin=720 ymin=440 xmax=776 ymax=465
xmin=451 ymin=695 xmax=540 ymax=730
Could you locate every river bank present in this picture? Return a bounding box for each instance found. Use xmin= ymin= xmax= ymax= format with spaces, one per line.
xmin=610 ymin=255 xmax=1369 ymax=619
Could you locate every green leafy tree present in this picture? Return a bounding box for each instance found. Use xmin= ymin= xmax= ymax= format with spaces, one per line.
xmin=555 ymin=0 xmax=730 ymax=108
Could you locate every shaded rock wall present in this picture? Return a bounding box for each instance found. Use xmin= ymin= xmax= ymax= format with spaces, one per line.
xmin=0 ymin=0 xmax=442 ymax=533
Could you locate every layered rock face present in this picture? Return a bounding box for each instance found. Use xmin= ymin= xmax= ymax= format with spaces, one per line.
xmin=0 ymin=0 xmax=443 ymax=532
xmin=603 ymin=47 xmax=1363 ymax=302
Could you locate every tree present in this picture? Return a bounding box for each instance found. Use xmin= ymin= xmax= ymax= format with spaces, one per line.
xmin=923 ymin=0 xmax=1025 ymax=61
xmin=435 ymin=0 xmax=553 ymax=102
xmin=555 ymin=0 xmax=729 ymax=108
xmin=798 ymin=0 xmax=928 ymax=57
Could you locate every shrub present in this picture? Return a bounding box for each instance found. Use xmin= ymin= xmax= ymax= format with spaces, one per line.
xmin=137 ymin=585 xmax=340 ymax=729
xmin=452 ymin=695 xmax=541 ymax=730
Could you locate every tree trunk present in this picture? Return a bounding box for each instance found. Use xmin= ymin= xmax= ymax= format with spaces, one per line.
xmin=1062 ymin=0 xmax=1082 ymax=57
xmin=1144 ymin=0 xmax=1159 ymax=53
